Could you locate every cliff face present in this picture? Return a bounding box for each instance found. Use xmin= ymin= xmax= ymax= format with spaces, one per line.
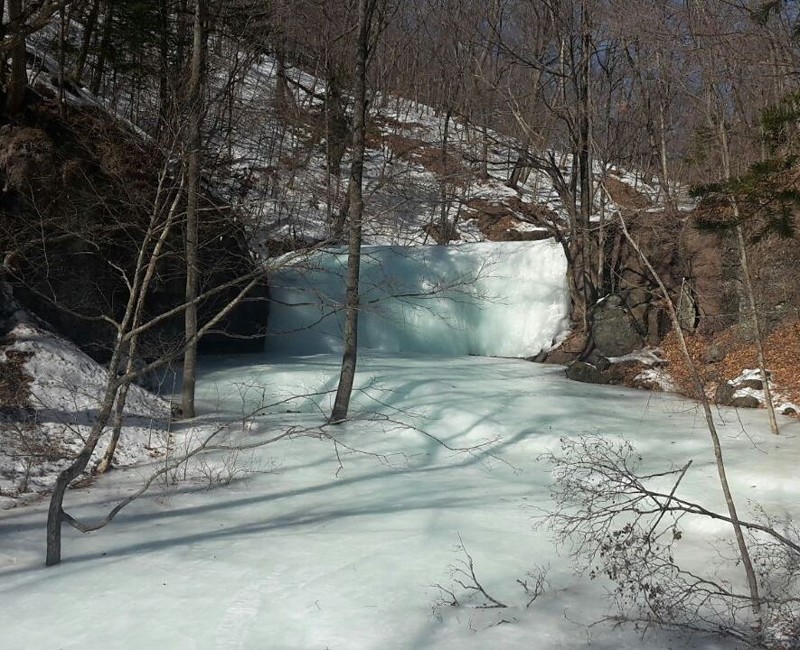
xmin=585 ymin=209 xmax=799 ymax=355
xmin=0 ymin=102 xmax=269 ymax=362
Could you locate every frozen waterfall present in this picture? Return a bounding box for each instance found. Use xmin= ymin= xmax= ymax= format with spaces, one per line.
xmin=266 ymin=240 xmax=571 ymax=357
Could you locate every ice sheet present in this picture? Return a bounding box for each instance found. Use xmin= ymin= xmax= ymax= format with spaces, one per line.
xmin=1 ymin=353 xmax=796 ymax=649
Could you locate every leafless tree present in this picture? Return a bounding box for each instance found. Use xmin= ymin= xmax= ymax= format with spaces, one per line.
xmin=181 ymin=0 xmax=207 ymax=419
xmin=329 ymin=0 xmax=384 ymax=423
xmin=542 ymin=434 xmax=800 ymax=646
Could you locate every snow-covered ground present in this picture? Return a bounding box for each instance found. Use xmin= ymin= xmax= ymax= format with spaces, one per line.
xmin=2 ymin=234 xmax=798 ymax=648
xmin=0 ymin=352 xmax=797 ymax=649
xmin=0 ymin=318 xmax=170 ymax=502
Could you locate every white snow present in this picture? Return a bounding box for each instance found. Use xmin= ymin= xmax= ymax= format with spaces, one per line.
xmin=267 ymin=240 xmax=571 ymax=358
xmin=726 ymin=368 xmax=800 ymax=414
xmin=0 ymin=352 xmax=797 ymax=649
xmin=0 ymin=320 xmax=170 ymax=498
xmin=0 ymin=23 xmax=784 ymax=650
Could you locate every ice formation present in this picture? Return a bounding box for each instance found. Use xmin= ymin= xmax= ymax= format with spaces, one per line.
xmin=266 ymin=240 xmax=571 ymax=357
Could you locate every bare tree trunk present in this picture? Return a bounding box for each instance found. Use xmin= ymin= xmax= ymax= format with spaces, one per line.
xmin=717 ymin=122 xmax=779 ymax=435
xmin=96 ymin=362 xmax=132 ymax=474
xmin=58 ymin=1 xmax=68 ymax=112
xmin=7 ymin=0 xmax=27 ymax=116
xmin=329 ymin=0 xmax=375 ymax=424
xmin=74 ymin=0 xmax=100 ymax=81
xmin=157 ymin=0 xmax=171 ymax=134
xmin=734 ymin=222 xmax=779 ymax=435
xmin=90 ymin=1 xmax=113 ymax=96
xmin=578 ymin=0 xmax=593 ymax=325
xmin=438 ymin=108 xmax=452 ymax=230
xmin=181 ymin=0 xmax=205 ymax=419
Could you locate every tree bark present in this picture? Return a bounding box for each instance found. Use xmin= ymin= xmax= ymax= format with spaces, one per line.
xmin=74 ymin=0 xmax=100 ymax=82
xmin=90 ymin=1 xmax=113 ymax=96
xmin=181 ymin=0 xmax=205 ymax=419
xmin=7 ymin=0 xmax=27 ymax=116
xmin=734 ymin=222 xmax=779 ymax=435
xmin=329 ymin=0 xmax=375 ymax=424
xmin=618 ymin=213 xmax=763 ymax=629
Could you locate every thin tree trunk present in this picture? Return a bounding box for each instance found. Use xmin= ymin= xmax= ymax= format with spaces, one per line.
xmin=158 ymin=0 xmax=171 ymax=135
xmin=618 ymin=213 xmax=763 ymax=629
xmin=58 ymin=1 xmax=67 ymax=112
xmin=718 ymin=121 xmax=779 ymax=435
xmin=734 ymin=222 xmax=779 ymax=435
xmin=7 ymin=0 xmax=26 ymax=116
xmin=438 ymin=108 xmax=451 ymax=230
xmin=329 ymin=0 xmax=374 ymax=424
xmin=74 ymin=0 xmax=100 ymax=81
xmin=578 ymin=0 xmax=593 ymax=326
xmin=181 ymin=0 xmax=205 ymax=419
xmin=90 ymin=1 xmax=113 ymax=96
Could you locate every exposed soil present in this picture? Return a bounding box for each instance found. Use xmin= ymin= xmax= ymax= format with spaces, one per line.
xmin=462 ymin=197 xmax=553 ymax=241
xmin=603 ymin=175 xmax=653 ymax=211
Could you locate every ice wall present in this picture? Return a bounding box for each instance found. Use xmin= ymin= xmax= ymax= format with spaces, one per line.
xmin=266 ymin=240 xmax=570 ymax=357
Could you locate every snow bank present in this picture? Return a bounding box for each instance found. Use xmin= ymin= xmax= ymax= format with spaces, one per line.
xmin=266 ymin=240 xmax=570 ymax=357
xmin=0 ymin=320 xmax=170 ymax=500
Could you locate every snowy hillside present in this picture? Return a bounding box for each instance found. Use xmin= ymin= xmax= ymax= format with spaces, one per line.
xmin=216 ymin=53 xmax=690 ymax=250
xmin=3 ymin=13 xmax=800 ymax=650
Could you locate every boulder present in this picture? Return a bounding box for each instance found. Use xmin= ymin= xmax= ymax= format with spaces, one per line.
xmin=705 ymin=342 xmax=725 ymax=364
xmin=566 ymin=361 xmax=607 ymax=384
xmin=591 ymin=295 xmax=643 ymax=357
xmin=716 ymin=379 xmax=764 ymax=408
xmin=737 ymin=378 xmax=764 ymax=391
xmin=730 ymin=395 xmax=761 ymax=409
xmin=715 ymin=381 xmax=737 ymax=406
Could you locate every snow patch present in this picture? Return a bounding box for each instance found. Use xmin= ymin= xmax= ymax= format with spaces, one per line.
xmin=0 ymin=320 xmax=170 ymax=500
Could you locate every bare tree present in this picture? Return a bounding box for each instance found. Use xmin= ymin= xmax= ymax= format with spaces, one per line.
xmin=617 ymin=212 xmax=763 ymax=627
xmin=329 ymin=0 xmax=382 ymax=423
xmin=181 ymin=0 xmax=207 ymax=419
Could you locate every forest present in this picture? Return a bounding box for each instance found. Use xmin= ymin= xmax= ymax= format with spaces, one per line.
xmin=1 ymin=1 xmax=800 ymax=649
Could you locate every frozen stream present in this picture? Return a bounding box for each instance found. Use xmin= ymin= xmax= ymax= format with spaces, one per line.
xmin=1 ymin=241 xmax=799 ymax=648
xmin=0 ymin=352 xmax=798 ymax=649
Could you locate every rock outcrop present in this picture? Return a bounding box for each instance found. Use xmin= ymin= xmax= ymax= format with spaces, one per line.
xmin=0 ymin=106 xmax=269 ymax=362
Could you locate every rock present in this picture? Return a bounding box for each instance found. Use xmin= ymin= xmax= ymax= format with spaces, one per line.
xmin=782 ymin=406 xmax=797 ymax=416
xmin=705 ymin=343 xmax=725 ymax=363
xmin=592 ymin=295 xmax=644 ymax=357
xmin=677 ymin=283 xmax=698 ymax=332
xmin=645 ymin=306 xmax=670 ymax=346
xmin=0 ymin=281 xmax=18 ymax=337
xmin=603 ymin=359 xmax=651 ymax=385
xmin=566 ymin=361 xmax=606 ymax=384
xmin=715 ymin=381 xmax=737 ymax=406
xmin=586 ymin=352 xmax=610 ymax=371
xmin=543 ymin=348 xmax=580 ymax=365
xmin=541 ymin=332 xmax=589 ymax=366
xmin=730 ymin=395 xmax=760 ymax=409
xmin=737 ymin=378 xmax=764 ymax=391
